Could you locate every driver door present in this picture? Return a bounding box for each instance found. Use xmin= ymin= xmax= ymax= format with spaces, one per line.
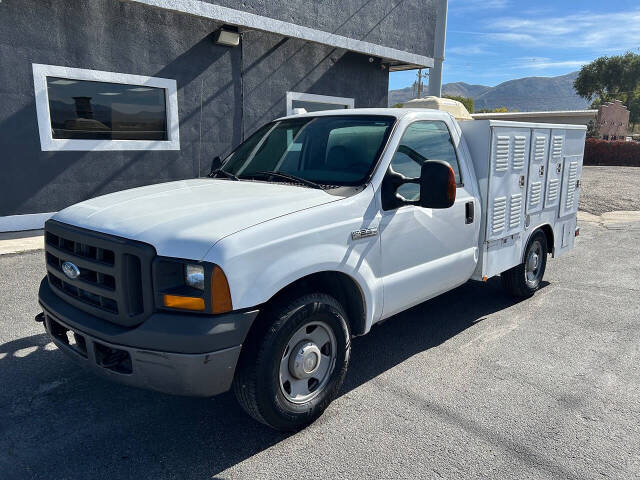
xmin=378 ymin=120 xmax=478 ymax=319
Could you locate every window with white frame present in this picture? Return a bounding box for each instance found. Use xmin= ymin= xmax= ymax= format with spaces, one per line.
xmin=32 ymin=64 xmax=180 ymax=151
xmin=286 ymin=92 xmax=354 ymax=115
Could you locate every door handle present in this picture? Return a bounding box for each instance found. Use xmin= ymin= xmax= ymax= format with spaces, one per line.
xmin=465 ymin=201 xmax=474 ymax=224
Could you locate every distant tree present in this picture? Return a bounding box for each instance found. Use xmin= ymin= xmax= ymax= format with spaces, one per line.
xmin=475 ymin=107 xmax=509 ymax=113
xmin=574 ymin=52 xmax=640 ymax=130
xmin=392 ymin=103 xmax=404 ymax=108
xmin=586 ymin=119 xmax=599 ymax=139
xmin=629 ymin=96 xmax=640 ymax=130
xmin=443 ymin=95 xmax=474 ymax=113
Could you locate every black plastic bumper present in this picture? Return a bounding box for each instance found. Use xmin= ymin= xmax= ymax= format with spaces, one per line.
xmin=38 ymin=278 xmax=259 ymax=396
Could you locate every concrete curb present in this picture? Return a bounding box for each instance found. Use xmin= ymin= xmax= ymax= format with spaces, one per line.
xmin=0 ymin=230 xmax=44 ymax=256
xmin=577 ymin=210 xmax=640 ymax=230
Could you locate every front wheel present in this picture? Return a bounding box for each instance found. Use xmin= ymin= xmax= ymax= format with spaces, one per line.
xmin=501 ymin=230 xmax=548 ymax=298
xmin=233 ymin=293 xmax=350 ymax=431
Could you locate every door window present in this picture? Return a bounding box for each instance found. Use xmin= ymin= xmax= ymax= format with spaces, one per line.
xmin=389 ymin=121 xmax=462 ymax=202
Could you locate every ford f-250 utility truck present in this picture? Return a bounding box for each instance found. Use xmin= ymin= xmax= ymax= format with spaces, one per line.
xmin=37 ymin=108 xmax=585 ymax=430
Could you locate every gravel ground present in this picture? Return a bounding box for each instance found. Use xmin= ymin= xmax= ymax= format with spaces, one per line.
xmin=579 ymin=166 xmax=640 ymax=215
xmin=1 ymin=217 xmax=639 ymax=479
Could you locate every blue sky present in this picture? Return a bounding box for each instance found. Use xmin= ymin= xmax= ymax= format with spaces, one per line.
xmin=389 ymin=0 xmax=640 ymax=90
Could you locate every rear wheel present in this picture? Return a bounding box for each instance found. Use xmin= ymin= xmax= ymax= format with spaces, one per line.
xmin=233 ymin=293 xmax=350 ymax=431
xmin=501 ymin=230 xmax=548 ymax=298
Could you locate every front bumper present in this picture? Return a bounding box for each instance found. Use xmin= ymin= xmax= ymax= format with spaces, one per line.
xmin=39 ymin=278 xmax=259 ymax=397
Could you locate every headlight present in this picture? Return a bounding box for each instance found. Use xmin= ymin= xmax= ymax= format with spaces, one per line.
xmin=184 ymin=264 xmax=205 ymax=290
xmin=155 ymin=259 xmax=232 ymax=314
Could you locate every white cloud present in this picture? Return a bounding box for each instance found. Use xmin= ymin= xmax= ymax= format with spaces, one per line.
xmin=512 ymin=59 xmax=590 ymax=70
xmin=486 ymin=9 xmax=640 ymax=50
xmin=449 ymin=0 xmax=510 ymax=13
xmin=488 ymin=32 xmax=540 ymax=44
xmin=448 ymin=44 xmax=491 ymax=55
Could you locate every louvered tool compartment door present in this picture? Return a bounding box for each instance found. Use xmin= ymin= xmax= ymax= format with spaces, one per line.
xmin=486 ymin=127 xmax=531 ymax=241
xmin=559 ymin=155 xmax=583 ymax=218
xmin=544 ymin=131 xmax=565 ymax=209
xmin=526 ymin=129 xmax=550 ymax=215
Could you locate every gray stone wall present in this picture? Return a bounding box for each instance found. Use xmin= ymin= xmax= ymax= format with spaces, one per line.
xmin=207 ymin=0 xmax=437 ymax=58
xmin=239 ymin=30 xmax=388 ymax=145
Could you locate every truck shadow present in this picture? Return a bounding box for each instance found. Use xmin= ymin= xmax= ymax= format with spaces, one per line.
xmin=343 ymin=278 xmax=544 ymax=394
xmin=0 ymin=279 xmax=545 ymax=480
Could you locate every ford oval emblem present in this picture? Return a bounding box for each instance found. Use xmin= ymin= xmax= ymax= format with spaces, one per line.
xmin=62 ymin=261 xmax=81 ymax=280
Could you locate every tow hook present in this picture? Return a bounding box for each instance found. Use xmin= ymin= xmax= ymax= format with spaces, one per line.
xmin=35 ymin=312 xmax=45 ymax=323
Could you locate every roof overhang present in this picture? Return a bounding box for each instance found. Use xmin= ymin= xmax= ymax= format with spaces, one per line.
xmin=124 ymin=0 xmax=434 ymax=70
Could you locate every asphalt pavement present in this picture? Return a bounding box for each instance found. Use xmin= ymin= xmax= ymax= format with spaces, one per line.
xmin=1 ymin=177 xmax=639 ymax=479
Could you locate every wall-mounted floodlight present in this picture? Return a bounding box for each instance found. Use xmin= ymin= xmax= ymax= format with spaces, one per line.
xmin=214 ymin=27 xmax=240 ymax=47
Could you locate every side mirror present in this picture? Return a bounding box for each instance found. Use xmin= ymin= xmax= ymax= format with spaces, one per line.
xmin=419 ymin=161 xmax=457 ymax=209
xmin=209 ymin=156 xmax=222 ymax=177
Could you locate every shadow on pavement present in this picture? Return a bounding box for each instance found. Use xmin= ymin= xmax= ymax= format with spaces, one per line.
xmin=0 ymin=278 xmax=536 ymax=479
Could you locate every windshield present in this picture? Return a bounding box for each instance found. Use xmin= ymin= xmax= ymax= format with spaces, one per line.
xmin=221 ymin=115 xmax=395 ymax=187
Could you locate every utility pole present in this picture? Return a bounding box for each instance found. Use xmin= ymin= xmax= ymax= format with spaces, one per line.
xmin=429 ymin=0 xmax=448 ymax=97
xmin=416 ymin=69 xmax=424 ymax=98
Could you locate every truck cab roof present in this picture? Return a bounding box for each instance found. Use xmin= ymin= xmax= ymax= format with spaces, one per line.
xmin=277 ymin=107 xmax=455 ymax=122
xmin=278 ymin=108 xmax=587 ymax=131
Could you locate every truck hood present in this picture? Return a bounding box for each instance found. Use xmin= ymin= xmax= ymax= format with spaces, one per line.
xmin=53 ymin=179 xmax=343 ymax=259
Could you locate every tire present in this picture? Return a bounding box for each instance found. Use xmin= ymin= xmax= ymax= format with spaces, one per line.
xmin=233 ymin=293 xmax=351 ymax=431
xmin=501 ymin=230 xmax=548 ymax=298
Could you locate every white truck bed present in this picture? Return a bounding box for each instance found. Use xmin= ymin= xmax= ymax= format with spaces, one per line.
xmin=460 ymin=120 xmax=586 ymax=280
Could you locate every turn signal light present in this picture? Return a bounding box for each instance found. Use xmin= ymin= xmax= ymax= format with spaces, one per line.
xmin=211 ymin=265 xmax=233 ymax=314
xmin=447 ymin=165 xmax=457 ymax=205
xmin=163 ymin=294 xmax=205 ymax=311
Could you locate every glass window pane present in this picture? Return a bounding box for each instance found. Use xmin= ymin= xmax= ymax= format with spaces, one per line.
xmin=46 ymin=77 xmax=167 ymax=140
xmin=390 ymin=121 xmax=462 ymax=184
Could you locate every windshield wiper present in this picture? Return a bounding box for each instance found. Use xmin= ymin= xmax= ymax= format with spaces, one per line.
xmin=246 ymin=171 xmax=326 ymax=190
xmin=209 ymin=169 xmax=239 ymax=181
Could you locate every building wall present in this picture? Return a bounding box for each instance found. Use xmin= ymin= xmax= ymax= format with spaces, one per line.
xmin=238 ymin=30 xmax=389 ymax=150
xmin=0 ymin=0 xmax=389 ymax=219
xmin=597 ymin=100 xmax=630 ymax=139
xmin=205 ymin=0 xmax=436 ymax=58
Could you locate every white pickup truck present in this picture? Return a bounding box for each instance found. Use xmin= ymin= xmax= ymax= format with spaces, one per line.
xmin=37 ymin=108 xmax=585 ymax=430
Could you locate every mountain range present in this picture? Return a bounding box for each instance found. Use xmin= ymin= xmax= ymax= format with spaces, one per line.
xmin=388 ymin=72 xmax=591 ymax=112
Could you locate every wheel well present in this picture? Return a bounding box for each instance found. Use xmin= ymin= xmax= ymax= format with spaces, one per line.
xmin=537 ymin=224 xmax=554 ymax=255
xmin=525 ymin=224 xmax=554 ymax=259
xmin=522 ymin=225 xmax=554 ymax=263
xmin=259 ymin=271 xmax=367 ymax=337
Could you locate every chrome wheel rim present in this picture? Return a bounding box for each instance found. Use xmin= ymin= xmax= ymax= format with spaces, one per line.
xmin=525 ymin=240 xmax=543 ymax=286
xmin=279 ymin=321 xmax=337 ymax=404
